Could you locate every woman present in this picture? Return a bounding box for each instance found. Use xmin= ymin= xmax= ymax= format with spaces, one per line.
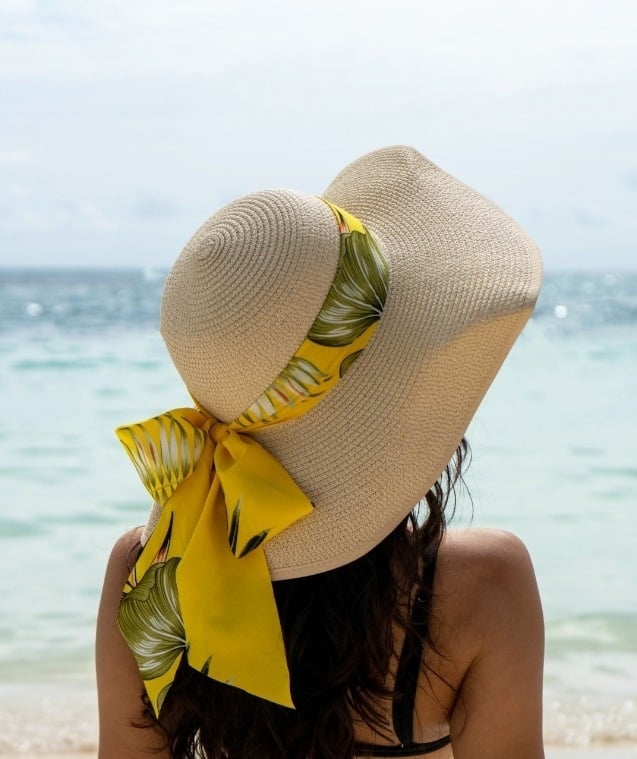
xmin=96 ymin=145 xmax=545 ymax=758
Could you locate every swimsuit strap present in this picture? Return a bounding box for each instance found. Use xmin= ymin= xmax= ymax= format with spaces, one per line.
xmin=355 ymin=734 xmax=451 ymax=756
xmin=355 ymin=543 xmax=452 ymax=756
xmin=392 ymin=545 xmax=439 ymax=744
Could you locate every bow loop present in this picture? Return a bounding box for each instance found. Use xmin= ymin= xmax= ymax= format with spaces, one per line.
xmin=116 ymin=408 xmax=207 ymax=508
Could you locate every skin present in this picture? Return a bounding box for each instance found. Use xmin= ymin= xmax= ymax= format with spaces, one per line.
xmin=96 ymin=526 xmax=545 ymax=759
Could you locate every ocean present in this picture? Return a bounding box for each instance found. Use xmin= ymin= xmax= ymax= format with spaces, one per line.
xmin=0 ymin=268 xmax=635 ymax=753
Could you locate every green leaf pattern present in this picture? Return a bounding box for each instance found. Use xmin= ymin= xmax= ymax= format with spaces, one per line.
xmin=238 ymin=529 xmax=270 ymax=558
xmin=234 ymin=211 xmax=389 ymax=429
xmin=236 ymin=357 xmax=328 ymax=426
xmin=228 ymin=499 xmax=271 ymax=557
xmin=308 ymin=229 xmax=388 ymax=347
xmin=339 ymin=349 xmax=363 ymax=378
xmin=228 ymin=498 xmax=241 ymax=555
xmin=118 ymin=557 xmax=186 ymax=681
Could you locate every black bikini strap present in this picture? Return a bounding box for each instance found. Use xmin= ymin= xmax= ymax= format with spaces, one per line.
xmin=355 ymin=734 xmax=452 ymax=756
xmin=391 ymin=548 xmax=439 ymax=746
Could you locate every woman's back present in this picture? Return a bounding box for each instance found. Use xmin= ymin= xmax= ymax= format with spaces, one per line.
xmin=97 ymin=526 xmax=544 ymax=758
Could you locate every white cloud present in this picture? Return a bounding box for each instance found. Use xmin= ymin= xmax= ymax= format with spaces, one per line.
xmin=0 ymin=193 xmax=114 ymax=233
xmin=4 ymin=183 xmax=28 ymax=197
xmin=1 ymin=0 xmax=636 ymax=88
xmin=0 ymin=0 xmax=35 ymax=15
xmin=0 ymin=0 xmax=636 ymax=266
xmin=129 ymin=195 xmax=179 ymax=219
xmin=71 ymin=200 xmax=114 ymax=230
xmin=0 ymin=150 xmax=32 ymax=164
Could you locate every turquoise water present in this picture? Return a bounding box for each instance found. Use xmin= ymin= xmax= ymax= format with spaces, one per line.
xmin=0 ymin=268 xmax=635 ymax=751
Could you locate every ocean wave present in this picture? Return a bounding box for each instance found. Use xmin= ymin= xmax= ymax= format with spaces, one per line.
xmin=1 ymin=269 xmax=636 ymax=337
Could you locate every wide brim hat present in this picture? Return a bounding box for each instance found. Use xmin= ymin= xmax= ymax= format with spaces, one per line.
xmin=155 ymin=145 xmax=542 ymax=580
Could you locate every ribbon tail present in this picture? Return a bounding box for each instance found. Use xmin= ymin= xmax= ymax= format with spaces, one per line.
xmin=177 ymin=474 xmax=294 ymax=708
xmin=216 ymin=431 xmax=313 ymax=553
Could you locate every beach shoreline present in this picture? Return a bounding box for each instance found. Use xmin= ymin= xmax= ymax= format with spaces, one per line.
xmin=1 ymin=679 xmax=635 ymax=756
xmin=4 ymin=747 xmax=637 ymax=758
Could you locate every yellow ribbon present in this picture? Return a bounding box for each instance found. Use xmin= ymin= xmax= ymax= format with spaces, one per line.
xmin=115 ymin=200 xmax=390 ymax=715
xmin=116 ymin=408 xmax=311 ymax=714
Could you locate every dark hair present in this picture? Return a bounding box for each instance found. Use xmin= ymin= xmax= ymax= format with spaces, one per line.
xmin=140 ymin=439 xmax=470 ymax=758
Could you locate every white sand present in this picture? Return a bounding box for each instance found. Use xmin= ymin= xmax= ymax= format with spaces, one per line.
xmin=7 ymin=747 xmax=637 ymax=758
xmin=547 ymin=749 xmax=637 ymax=759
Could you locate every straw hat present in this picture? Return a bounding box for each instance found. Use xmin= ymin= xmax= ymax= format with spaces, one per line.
xmin=155 ymin=145 xmax=542 ymax=581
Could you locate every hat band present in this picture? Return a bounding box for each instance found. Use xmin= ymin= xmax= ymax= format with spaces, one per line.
xmin=229 ymin=198 xmax=389 ymax=429
xmin=114 ymin=200 xmax=389 ymax=715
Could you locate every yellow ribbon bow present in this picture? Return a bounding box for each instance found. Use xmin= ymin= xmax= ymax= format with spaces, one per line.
xmin=116 ymin=408 xmax=312 ymax=715
xmin=115 ymin=200 xmax=389 ymax=716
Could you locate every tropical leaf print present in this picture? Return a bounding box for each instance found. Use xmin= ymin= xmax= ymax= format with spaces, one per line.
xmin=228 ymin=499 xmax=241 ymax=555
xmin=228 ymin=498 xmax=272 ymax=558
xmin=308 ymin=230 xmax=388 ymax=347
xmin=236 ymin=357 xmax=328 ymax=426
xmin=118 ymin=557 xmax=186 ymax=681
xmin=118 ymin=413 xmax=206 ymax=506
xmin=231 ymin=203 xmax=388 ymax=433
xmin=124 ymin=513 xmax=174 ymax=593
xmin=238 ymin=529 xmax=270 ymax=558
xmin=339 ymin=349 xmax=363 ymax=378
xmin=153 ymin=513 xmax=174 ymax=565
xmin=156 ymin=682 xmax=172 ymax=713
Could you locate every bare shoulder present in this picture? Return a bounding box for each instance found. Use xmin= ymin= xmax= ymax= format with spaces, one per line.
xmin=431 ymin=528 xmax=545 ymax=758
xmin=96 ymin=526 xmax=169 ymax=758
xmin=97 ymin=526 xmax=144 ymax=638
xmin=437 ymin=527 xmax=538 ymax=604
xmin=432 ymin=527 xmax=543 ymax=670
xmin=97 ymin=527 xmax=144 ymax=627
xmin=105 ymin=526 xmax=144 ymax=579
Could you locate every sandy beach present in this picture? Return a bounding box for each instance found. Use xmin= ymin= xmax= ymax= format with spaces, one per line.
xmin=2 ymin=681 xmax=635 ymax=757
xmin=547 ymin=750 xmax=637 ymax=758
xmin=6 ymin=747 xmax=637 ymax=758
xmin=1 ymin=679 xmax=635 ymax=757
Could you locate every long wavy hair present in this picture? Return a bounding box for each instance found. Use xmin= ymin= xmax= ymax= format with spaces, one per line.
xmin=137 ymin=438 xmax=470 ymax=758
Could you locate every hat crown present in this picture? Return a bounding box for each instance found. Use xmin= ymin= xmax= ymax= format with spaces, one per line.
xmin=160 ymin=190 xmax=341 ymax=422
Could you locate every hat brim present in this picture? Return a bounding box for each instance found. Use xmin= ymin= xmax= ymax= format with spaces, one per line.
xmin=254 ymin=146 xmax=542 ymax=580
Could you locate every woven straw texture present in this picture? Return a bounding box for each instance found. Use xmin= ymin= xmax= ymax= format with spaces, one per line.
xmin=156 ymin=146 xmax=542 ymax=580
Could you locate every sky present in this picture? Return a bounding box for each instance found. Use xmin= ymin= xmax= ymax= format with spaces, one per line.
xmin=1 ymin=0 xmax=636 ymax=269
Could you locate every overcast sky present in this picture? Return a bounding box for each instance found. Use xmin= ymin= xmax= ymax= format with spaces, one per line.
xmin=1 ymin=0 xmax=636 ymax=269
